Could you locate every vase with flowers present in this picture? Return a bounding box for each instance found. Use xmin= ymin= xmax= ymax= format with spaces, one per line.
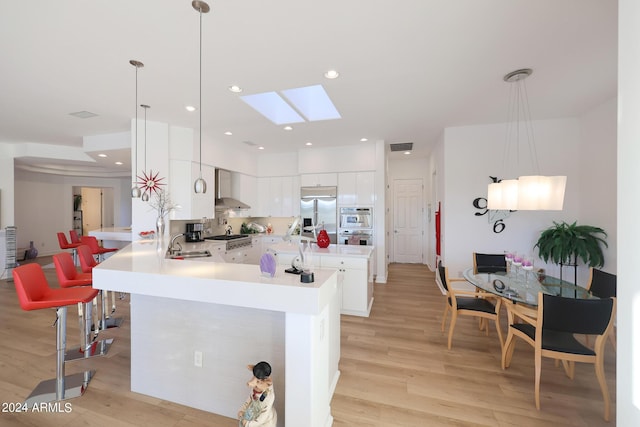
xmin=148 ymin=189 xmax=179 ymax=236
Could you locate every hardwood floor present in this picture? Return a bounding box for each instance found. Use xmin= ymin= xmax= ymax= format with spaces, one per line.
xmin=0 ymin=260 xmax=615 ymax=426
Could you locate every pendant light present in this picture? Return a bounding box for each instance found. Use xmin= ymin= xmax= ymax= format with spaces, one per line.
xmin=486 ymin=69 xmax=567 ymax=211
xmin=140 ymin=104 xmax=150 ymax=202
xmin=130 ymin=60 xmax=144 ymax=198
xmin=192 ymin=0 xmax=209 ymax=194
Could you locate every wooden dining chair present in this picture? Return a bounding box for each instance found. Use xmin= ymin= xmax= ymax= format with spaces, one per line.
xmin=586 ymin=267 xmax=617 ymax=351
xmin=502 ymin=292 xmax=616 ymax=421
xmin=437 ymin=262 xmax=503 ymax=351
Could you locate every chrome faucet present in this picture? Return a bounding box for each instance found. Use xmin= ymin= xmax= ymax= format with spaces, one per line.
xmin=167 ymin=233 xmax=184 ymax=255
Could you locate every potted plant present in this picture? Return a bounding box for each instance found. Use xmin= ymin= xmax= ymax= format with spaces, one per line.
xmin=534 ymin=221 xmax=608 ymax=284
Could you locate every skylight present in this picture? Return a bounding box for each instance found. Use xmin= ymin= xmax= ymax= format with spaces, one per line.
xmin=240 ymin=84 xmax=341 ymax=125
xmin=240 ymin=92 xmax=305 ymax=125
xmin=281 ymin=85 xmax=341 ymax=122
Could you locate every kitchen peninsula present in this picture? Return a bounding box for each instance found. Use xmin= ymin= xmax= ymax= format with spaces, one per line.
xmin=92 ymin=240 xmax=340 ymax=427
xmin=88 ymin=226 xmax=132 ymax=250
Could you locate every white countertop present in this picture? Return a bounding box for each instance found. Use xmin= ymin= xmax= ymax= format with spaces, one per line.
xmin=268 ymin=241 xmax=374 ymax=258
xmin=92 ymin=240 xmax=338 ymax=315
xmin=88 ymin=227 xmax=133 ymax=241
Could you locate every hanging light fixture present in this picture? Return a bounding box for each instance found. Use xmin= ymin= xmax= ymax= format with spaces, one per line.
xmin=140 ymin=104 xmax=150 ymax=202
xmin=193 ymin=0 xmax=209 ymax=194
xmin=487 ymin=68 xmax=567 ymax=211
xmin=129 ymin=60 xmax=144 ymax=198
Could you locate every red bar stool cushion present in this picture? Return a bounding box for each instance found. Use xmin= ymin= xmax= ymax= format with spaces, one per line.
xmin=53 ymin=252 xmax=92 ymax=288
xmin=81 ymin=235 xmax=118 ymax=256
xmin=77 ymin=244 xmax=98 ymax=274
xmin=69 ymin=230 xmax=81 ymax=244
xmin=13 ymin=264 xmax=98 ymax=311
xmin=57 ymin=232 xmax=81 ymax=251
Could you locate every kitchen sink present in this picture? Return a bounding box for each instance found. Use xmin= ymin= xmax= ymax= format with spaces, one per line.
xmin=167 ymin=250 xmax=212 ymax=259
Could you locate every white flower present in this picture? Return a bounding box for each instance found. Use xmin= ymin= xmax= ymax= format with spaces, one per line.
xmin=148 ymin=189 xmax=180 ymax=218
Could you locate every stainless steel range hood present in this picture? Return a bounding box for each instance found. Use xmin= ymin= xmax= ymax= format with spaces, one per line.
xmin=215 ymin=169 xmax=250 ymax=210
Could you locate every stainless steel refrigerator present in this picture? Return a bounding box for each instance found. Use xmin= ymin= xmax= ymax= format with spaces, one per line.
xmin=300 ymin=186 xmax=337 ymax=244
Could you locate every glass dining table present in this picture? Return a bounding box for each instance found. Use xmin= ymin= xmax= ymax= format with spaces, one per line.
xmin=462 ymin=268 xmax=594 ymax=306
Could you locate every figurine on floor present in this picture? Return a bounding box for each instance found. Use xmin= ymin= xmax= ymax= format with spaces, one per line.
xmin=237 ymin=361 xmax=277 ymax=427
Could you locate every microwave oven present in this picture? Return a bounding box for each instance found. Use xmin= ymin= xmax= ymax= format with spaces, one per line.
xmin=339 ymin=207 xmax=372 ymax=229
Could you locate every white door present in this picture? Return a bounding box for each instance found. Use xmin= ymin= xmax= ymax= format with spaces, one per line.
xmin=393 ymin=179 xmax=423 ymax=263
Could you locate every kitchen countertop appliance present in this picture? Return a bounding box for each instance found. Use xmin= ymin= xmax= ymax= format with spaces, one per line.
xmin=185 ymin=223 xmax=204 ymax=242
xmin=300 ymin=186 xmax=337 ymax=244
xmin=204 ymin=234 xmax=252 ymax=250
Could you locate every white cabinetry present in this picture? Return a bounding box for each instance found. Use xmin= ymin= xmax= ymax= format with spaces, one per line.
xmin=338 ymin=171 xmax=374 ymax=206
xmin=256 ymin=176 xmax=299 ymax=217
xmin=321 ymin=256 xmax=373 ymax=316
xmin=169 ymin=160 xmax=215 ymax=220
xmin=231 ymin=172 xmax=257 ymax=217
xmin=300 ymin=173 xmax=338 ymax=187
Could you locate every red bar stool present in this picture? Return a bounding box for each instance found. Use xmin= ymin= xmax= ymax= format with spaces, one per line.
xmin=53 ymin=252 xmax=113 ymax=359
xmin=69 ymin=229 xmax=81 ymax=244
xmin=12 ymin=263 xmax=98 ymax=405
xmin=81 ymin=235 xmax=118 ymax=262
xmin=57 ymin=232 xmax=81 ymax=266
xmin=77 ymin=244 xmax=124 ymax=330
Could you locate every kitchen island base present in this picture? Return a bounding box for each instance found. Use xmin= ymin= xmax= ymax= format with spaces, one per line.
xmin=93 ymin=241 xmax=340 ymax=427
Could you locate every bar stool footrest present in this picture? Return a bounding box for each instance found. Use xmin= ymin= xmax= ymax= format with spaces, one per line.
xmin=100 ymin=317 xmax=124 ymax=330
xmin=65 ymin=339 xmax=113 ymax=362
xmin=25 ymin=370 xmax=95 ymax=406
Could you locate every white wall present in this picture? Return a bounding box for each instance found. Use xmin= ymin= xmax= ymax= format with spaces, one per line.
xmin=441 ymin=118 xmax=588 ymax=280
xmin=617 ymin=0 xmax=639 ymax=422
xmin=578 ymin=97 xmax=617 ymax=273
xmin=14 ymin=169 xmax=129 ymax=255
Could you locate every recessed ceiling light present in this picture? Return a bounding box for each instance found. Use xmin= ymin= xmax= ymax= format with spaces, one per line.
xmin=115 ymin=161 xmax=123 ymax=165
xmin=258 ymin=146 xmax=265 ymax=150
xmin=69 ymin=111 xmax=98 ymax=119
xmin=305 ymin=142 xmax=313 ymax=146
xmin=224 ymin=131 xmax=233 ymax=136
xmin=404 ymin=151 xmax=411 ymax=155
xmin=186 ymin=105 xmax=196 ymax=112
xmin=98 ymin=153 xmax=107 ymax=158
xmin=324 ymin=69 xmax=339 ymax=79
xmin=360 ymin=138 xmax=368 ymax=142
xmin=229 ymin=85 xmax=242 ymax=93
xmin=284 ymin=126 xmax=293 ymax=131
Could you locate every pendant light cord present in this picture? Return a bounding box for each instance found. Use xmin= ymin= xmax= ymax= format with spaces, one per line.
xmin=198 ymin=6 xmax=203 ymax=176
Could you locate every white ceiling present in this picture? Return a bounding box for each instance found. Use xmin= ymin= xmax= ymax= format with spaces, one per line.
xmin=0 ymin=0 xmax=617 ymax=176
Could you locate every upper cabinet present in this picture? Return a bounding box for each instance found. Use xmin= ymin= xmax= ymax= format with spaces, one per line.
xmin=169 ymin=160 xmax=215 ymax=220
xmin=300 ymin=173 xmax=337 ymax=187
xmin=231 ymin=172 xmax=257 ymax=217
xmin=338 ymin=172 xmax=374 ymax=206
xmin=255 ymin=176 xmax=300 ymax=217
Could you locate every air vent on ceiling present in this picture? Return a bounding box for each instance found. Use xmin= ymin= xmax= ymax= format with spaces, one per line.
xmin=242 ymin=140 xmax=257 ymax=146
xmin=390 ymin=142 xmax=413 ymax=152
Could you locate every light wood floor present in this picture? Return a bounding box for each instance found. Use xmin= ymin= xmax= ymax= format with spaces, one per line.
xmin=0 ymin=260 xmax=615 ymax=426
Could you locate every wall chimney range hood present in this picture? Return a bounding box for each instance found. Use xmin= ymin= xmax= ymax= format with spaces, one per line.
xmin=215 ymin=169 xmax=250 ymax=210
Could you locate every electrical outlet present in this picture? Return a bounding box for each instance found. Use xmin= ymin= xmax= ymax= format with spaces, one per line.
xmin=194 ymin=351 xmax=203 ymax=368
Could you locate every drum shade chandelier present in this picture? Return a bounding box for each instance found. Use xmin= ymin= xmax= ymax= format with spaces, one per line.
xmin=130 ymin=60 xmax=144 ymax=198
xmin=192 ymin=0 xmax=209 ymax=194
xmin=487 ymin=69 xmax=566 ymax=211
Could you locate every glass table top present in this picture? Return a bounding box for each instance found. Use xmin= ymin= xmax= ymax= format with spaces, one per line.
xmin=462 ymin=268 xmax=594 ymax=306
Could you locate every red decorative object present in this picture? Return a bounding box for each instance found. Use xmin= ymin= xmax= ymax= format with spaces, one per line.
xmin=137 ymin=169 xmax=166 ymax=198
xmin=316 ymin=229 xmax=330 ymax=248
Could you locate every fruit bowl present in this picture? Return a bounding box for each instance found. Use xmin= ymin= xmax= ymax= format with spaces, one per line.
xmin=139 ymin=230 xmax=156 ymax=240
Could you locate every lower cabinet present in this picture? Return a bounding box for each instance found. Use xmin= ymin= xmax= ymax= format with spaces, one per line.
xmin=321 ymin=256 xmax=373 ymax=317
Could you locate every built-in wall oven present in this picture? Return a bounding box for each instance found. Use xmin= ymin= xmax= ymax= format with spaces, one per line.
xmin=339 ymin=207 xmax=372 ymax=229
xmin=338 ymin=229 xmax=373 ymax=246
xmin=339 ymin=207 xmax=373 ymax=246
